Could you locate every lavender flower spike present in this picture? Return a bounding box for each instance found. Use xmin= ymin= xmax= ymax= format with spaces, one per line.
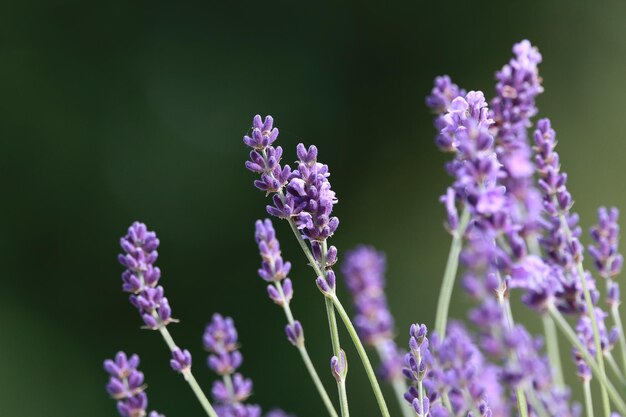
xmin=342 ymin=246 xmax=411 ymax=417
xmin=204 ymin=313 xmax=264 ymax=417
xmin=104 ymin=351 xmax=164 ymax=417
xmin=254 ymin=218 xmax=338 ymax=417
xmin=117 ymin=223 xmax=219 ymax=417
xmin=590 ymin=207 xmax=623 ymax=280
xmin=118 ymin=222 xmax=174 ymax=330
xmin=590 ymin=207 xmax=626 ymax=375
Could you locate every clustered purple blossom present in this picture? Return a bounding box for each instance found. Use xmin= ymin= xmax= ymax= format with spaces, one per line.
xmin=118 ymin=222 xmax=174 ymax=329
xmin=402 ymin=323 xmax=499 ymax=417
xmin=590 ymin=207 xmax=623 ymax=281
xmin=203 ymin=313 xmax=260 ymax=417
xmin=104 ymin=351 xmax=164 ymax=417
xmin=243 ymin=115 xmax=339 ymax=285
xmin=427 ymin=41 xmax=583 ymax=416
xmin=342 ymin=245 xmax=403 ymax=380
xmin=254 ymin=219 xmax=303 ymax=346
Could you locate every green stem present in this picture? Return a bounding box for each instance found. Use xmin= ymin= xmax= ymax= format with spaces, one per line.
xmin=549 ymin=306 xmax=626 ymax=415
xmin=332 ymin=295 xmax=390 ymax=417
xmin=526 ymin=388 xmax=550 ymax=417
xmin=374 ymin=343 xmax=413 ymax=417
xmin=542 ymin=314 xmax=565 ymax=387
xmin=434 ymin=208 xmax=470 ymax=339
xmin=606 ymin=352 xmax=626 ymax=386
xmin=527 ymin=235 xmax=565 ymax=388
xmin=584 ymin=380 xmax=595 ymax=417
xmin=559 ymin=213 xmax=611 ymax=417
xmin=284 ymin=216 xmax=389 ymax=417
xmin=157 ymin=325 xmax=219 ymax=417
xmin=275 ymin=283 xmax=339 ymax=417
xmin=495 ymin=274 xmax=529 ymax=417
xmin=325 ymin=296 xmax=350 ymax=417
xmin=611 ymin=304 xmax=626 ymax=376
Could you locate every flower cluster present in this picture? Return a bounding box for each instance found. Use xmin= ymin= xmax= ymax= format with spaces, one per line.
xmin=342 ymin=246 xmax=403 ymax=379
xmin=118 ymin=222 xmax=174 ymax=329
xmin=204 ymin=313 xmax=260 ymax=417
xmin=104 ymin=351 xmax=164 ymax=417
xmin=254 ymin=218 xmax=304 ymax=346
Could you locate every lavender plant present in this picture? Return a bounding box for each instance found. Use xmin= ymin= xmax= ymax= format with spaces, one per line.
xmin=102 ymin=39 xmax=626 ymax=417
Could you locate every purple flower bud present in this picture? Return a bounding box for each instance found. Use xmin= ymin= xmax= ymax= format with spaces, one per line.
xmin=330 ymin=350 xmax=348 ymax=382
xmin=285 ymin=321 xmax=304 ymax=347
xmin=170 ymin=347 xmax=192 ymax=374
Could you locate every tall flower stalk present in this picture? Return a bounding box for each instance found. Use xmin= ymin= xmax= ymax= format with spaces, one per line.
xmin=254 ymin=219 xmax=339 ymax=417
xmin=243 ymin=115 xmax=390 ymax=417
xmin=117 ymin=222 xmax=219 ymax=417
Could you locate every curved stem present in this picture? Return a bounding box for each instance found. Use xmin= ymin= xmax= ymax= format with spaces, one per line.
xmin=611 ymin=304 xmax=626 ymax=375
xmin=299 ymin=345 xmax=340 ymax=417
xmin=332 ymin=295 xmax=391 ymax=417
xmin=559 ymin=213 xmax=611 ymax=417
xmin=157 ymin=325 xmax=219 ymax=417
xmin=606 ymin=352 xmax=626 ymax=386
xmin=527 ymin=235 xmax=565 ymax=388
xmin=325 ymin=296 xmax=350 ymax=417
xmin=542 ymin=313 xmax=565 ymax=387
xmin=284 ymin=216 xmax=390 ymax=416
xmin=434 ymin=207 xmax=470 ymax=339
xmin=584 ymin=380 xmax=595 ymax=417
xmin=274 ymin=283 xmax=339 ymax=417
xmin=374 ymin=343 xmax=413 ymax=417
xmin=549 ymin=306 xmax=626 ymax=415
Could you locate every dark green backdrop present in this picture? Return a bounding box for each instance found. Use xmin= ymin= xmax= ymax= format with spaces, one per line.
xmin=2 ymin=1 xmax=626 ymax=416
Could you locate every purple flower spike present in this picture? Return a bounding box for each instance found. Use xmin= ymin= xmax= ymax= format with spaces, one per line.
xmin=119 ymin=222 xmax=175 ymax=329
xmin=244 ymin=115 xmax=292 ymax=194
xmin=203 ymin=313 xmax=243 ymax=375
xmin=426 ymin=75 xmax=466 ymax=116
xmin=284 ymin=143 xmax=339 ymax=242
xmin=342 ymin=246 xmax=395 ymax=343
xmin=104 ymin=351 xmax=163 ymax=417
xmin=255 ymin=218 xmax=292 ymax=283
xmin=589 ymin=207 xmax=623 ymax=280
xmin=205 ymin=314 xmax=264 ymax=417
xmin=170 ymin=347 xmax=192 ymax=374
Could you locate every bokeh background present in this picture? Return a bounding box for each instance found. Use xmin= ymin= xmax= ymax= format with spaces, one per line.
xmin=2 ymin=1 xmax=626 ymax=416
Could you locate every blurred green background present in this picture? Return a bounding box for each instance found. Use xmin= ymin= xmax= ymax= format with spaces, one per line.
xmin=2 ymin=0 xmax=626 ymax=416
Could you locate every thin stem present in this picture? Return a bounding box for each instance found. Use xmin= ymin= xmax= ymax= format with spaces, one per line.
xmin=606 ymin=352 xmax=626 ymax=386
xmin=526 ymin=388 xmax=550 ymax=417
xmin=527 ymin=235 xmax=565 ymax=388
xmin=332 ymin=295 xmax=391 ymax=417
xmin=559 ymin=214 xmax=611 ymax=417
xmin=299 ymin=345 xmax=341 ymax=417
xmin=157 ymin=325 xmax=219 ymax=417
xmin=373 ymin=343 xmax=413 ymax=417
xmin=584 ymin=380 xmax=595 ymax=417
xmin=441 ymin=391 xmax=453 ymax=415
xmin=495 ymin=273 xmax=529 ymax=417
xmin=542 ymin=314 xmax=565 ymax=387
xmin=275 ymin=283 xmax=339 ymax=417
xmin=283 ymin=215 xmax=388 ymax=416
xmin=549 ymin=306 xmax=626 ymax=415
xmin=434 ymin=207 xmax=470 ymax=339
xmin=611 ymin=304 xmax=626 ymax=375
xmin=326 ymin=296 xmax=350 ymax=417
